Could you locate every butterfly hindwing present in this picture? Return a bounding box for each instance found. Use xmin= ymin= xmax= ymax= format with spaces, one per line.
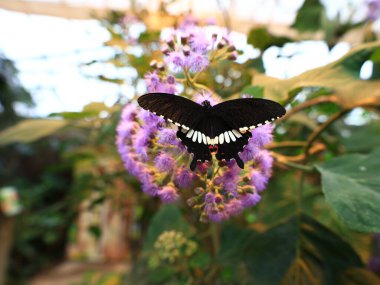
xmin=138 ymin=93 xmax=205 ymax=129
xmin=177 ymin=116 xmax=251 ymax=170
xmin=176 ymin=129 xmax=212 ymax=171
xmin=213 ymin=98 xmax=286 ymax=131
xmin=215 ymin=131 xmax=252 ymax=168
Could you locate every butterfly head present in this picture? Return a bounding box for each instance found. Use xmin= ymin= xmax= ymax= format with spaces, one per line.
xmin=201 ymin=100 xmax=212 ymax=109
xmin=208 ymin=144 xmax=219 ymax=154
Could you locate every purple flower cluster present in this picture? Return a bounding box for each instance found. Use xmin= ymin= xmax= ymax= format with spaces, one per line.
xmin=160 ymin=17 xmax=236 ymax=74
xmin=367 ymin=0 xmax=380 ymax=21
xmin=116 ymin=16 xmax=276 ymax=222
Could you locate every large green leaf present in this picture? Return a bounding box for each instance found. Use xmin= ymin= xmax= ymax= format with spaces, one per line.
xmin=0 ymin=119 xmax=67 ymax=146
xmin=341 ymin=122 xmax=380 ymax=153
xmin=253 ymin=42 xmax=380 ymax=106
xmin=219 ymin=215 xmax=377 ymax=285
xmin=316 ymin=148 xmax=380 ymax=232
xmin=292 ymin=0 xmax=324 ymax=32
xmin=247 ymin=27 xmax=293 ymax=52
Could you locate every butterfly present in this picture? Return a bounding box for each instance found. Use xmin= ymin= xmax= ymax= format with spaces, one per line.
xmin=138 ymin=93 xmax=286 ymax=171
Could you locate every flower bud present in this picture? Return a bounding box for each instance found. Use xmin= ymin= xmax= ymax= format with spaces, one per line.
xmin=200 ymin=212 xmax=209 ymax=223
xmin=157 ymin=62 xmax=165 ymax=71
xmin=227 ymin=51 xmax=237 ymax=61
xmin=187 ymin=197 xmax=197 ymax=207
xmin=227 ymin=45 xmax=236 ymax=52
xmin=149 ymin=59 xmax=158 ymax=68
xmin=166 ymin=38 xmax=175 ymax=49
xmin=183 ymin=45 xmax=191 ymax=56
xmin=194 ymin=187 xmax=204 ymax=195
xmin=214 ymin=193 xmax=223 ymax=204
xmin=181 ymin=34 xmax=189 ymax=45
xmin=161 ymin=43 xmax=170 ymax=55
xmin=241 ymin=185 xmax=255 ymax=194
xmin=217 ymin=39 xmax=227 ymax=49
xmin=166 ymin=75 xmax=176 ymax=84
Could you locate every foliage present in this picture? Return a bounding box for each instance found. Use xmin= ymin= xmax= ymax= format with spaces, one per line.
xmin=2 ymin=1 xmax=380 ymax=285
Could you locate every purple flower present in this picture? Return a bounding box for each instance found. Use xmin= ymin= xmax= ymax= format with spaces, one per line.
xmin=165 ymin=51 xmax=186 ymax=73
xmin=194 ymin=91 xmax=219 ymax=106
xmin=250 ymin=169 xmax=269 ymax=192
xmin=158 ymin=185 xmax=179 ymax=203
xmin=225 ymin=199 xmax=243 ymax=217
xmin=241 ymin=193 xmax=261 ymax=207
xmin=207 ymin=210 xmax=226 ymax=222
xmin=189 ymin=29 xmax=210 ymax=53
xmin=367 ymin=0 xmax=380 ymax=21
xmin=142 ymin=181 xmax=159 ymax=196
xmin=205 ymin=192 xmax=215 ymax=203
xmin=121 ymin=103 xmax=137 ymax=121
xmin=185 ymin=52 xmax=209 ymax=73
xmin=179 ymin=14 xmax=198 ymax=30
xmin=155 ymin=153 xmax=175 ymax=172
xmin=157 ymin=128 xmax=178 ymax=145
xmin=116 ymin=120 xmax=138 ymax=137
xmin=138 ymin=109 xmax=164 ymax=126
xmin=220 ymin=165 xmax=240 ymax=195
xmin=251 ymin=124 xmax=274 ymax=148
xmin=240 ymin=139 xmax=259 ymax=162
xmin=174 ymin=167 xmax=194 ymax=188
xmin=144 ymin=71 xmax=161 ymax=92
xmin=255 ymin=150 xmax=273 ymax=176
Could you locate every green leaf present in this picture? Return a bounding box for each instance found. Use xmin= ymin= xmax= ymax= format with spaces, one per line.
xmin=189 ymin=252 xmax=211 ymax=269
xmin=292 ymin=0 xmax=324 ymax=32
xmin=338 ymin=268 xmax=380 ymax=285
xmin=144 ymin=205 xmax=194 ymax=251
xmin=316 ymin=148 xmax=380 ymax=232
xmin=219 ymin=215 xmax=377 ymax=285
xmin=0 ymin=119 xmax=67 ymax=146
xmin=341 ymin=122 xmax=380 ymax=152
xmin=247 ymin=27 xmax=293 ymax=52
xmin=241 ymin=85 xmax=264 ymax=98
xmin=97 ymin=75 xmax=124 ymax=84
xmin=253 ymin=42 xmax=380 ymax=105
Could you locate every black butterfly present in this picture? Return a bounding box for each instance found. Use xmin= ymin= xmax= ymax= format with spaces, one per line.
xmin=138 ymin=93 xmax=286 ymax=171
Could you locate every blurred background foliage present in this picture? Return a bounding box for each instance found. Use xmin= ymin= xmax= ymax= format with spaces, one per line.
xmin=1 ymin=0 xmax=380 ymax=284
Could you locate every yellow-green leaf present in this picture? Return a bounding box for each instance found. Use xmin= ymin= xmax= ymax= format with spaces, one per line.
xmin=0 ymin=119 xmax=67 ymax=146
xmin=253 ymin=41 xmax=380 ymax=107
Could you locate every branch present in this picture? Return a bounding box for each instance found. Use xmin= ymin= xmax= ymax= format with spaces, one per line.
xmin=266 ymin=141 xmax=306 ymax=149
xmin=304 ymin=110 xmax=349 ymax=158
xmin=278 ymin=95 xmax=338 ymax=123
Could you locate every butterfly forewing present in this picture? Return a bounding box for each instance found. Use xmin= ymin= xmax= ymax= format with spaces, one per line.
xmin=138 ymin=93 xmax=204 ymax=129
xmin=212 ymin=98 xmax=286 ymax=131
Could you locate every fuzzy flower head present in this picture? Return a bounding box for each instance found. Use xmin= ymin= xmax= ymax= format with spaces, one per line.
xmin=367 ymin=0 xmax=380 ymax=21
xmin=116 ymin=15 xmax=276 ymax=222
xmin=160 ymin=19 xmax=237 ymax=75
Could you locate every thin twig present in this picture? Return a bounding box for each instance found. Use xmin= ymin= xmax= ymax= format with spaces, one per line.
xmin=278 ymin=95 xmax=338 ymax=123
xmin=266 ymin=141 xmax=306 ymax=149
xmin=304 ymin=110 xmax=349 ymax=158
